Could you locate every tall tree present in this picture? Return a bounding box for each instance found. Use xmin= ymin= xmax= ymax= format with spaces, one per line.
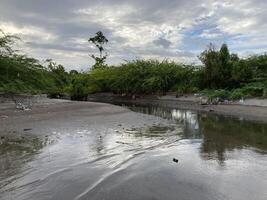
xmin=88 ymin=31 xmax=108 ymax=69
xmin=199 ymin=43 xmax=221 ymax=88
xmin=219 ymin=43 xmax=232 ymax=87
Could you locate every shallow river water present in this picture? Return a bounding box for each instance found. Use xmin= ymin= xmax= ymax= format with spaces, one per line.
xmin=1 ymin=104 xmax=267 ymax=200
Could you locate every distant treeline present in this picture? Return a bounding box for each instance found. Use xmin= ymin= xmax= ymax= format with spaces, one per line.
xmin=0 ymin=30 xmax=266 ymax=100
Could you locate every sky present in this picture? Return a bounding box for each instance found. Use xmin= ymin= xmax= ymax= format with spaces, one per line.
xmin=1 ymin=0 xmax=267 ymax=71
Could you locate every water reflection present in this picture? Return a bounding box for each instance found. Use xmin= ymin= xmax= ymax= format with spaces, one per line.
xmin=126 ymin=104 xmax=267 ymax=163
xmin=127 ymin=104 xmax=202 ymax=139
xmin=0 ymin=135 xmax=52 ymax=190
xmin=199 ymin=115 xmax=267 ymax=164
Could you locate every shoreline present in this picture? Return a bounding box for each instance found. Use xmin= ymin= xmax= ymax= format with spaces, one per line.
xmin=0 ymin=99 xmax=131 ymax=137
xmin=87 ymin=93 xmax=267 ymax=123
xmin=0 ymin=94 xmax=267 ymax=131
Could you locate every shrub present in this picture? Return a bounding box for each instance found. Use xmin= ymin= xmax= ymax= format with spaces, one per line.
xmin=241 ymin=83 xmax=264 ymax=97
xmin=263 ymin=88 xmax=267 ymax=98
xmin=204 ymin=89 xmax=230 ymax=101
xmin=229 ymin=89 xmax=245 ymax=100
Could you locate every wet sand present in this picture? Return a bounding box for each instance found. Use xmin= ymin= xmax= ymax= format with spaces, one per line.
xmin=0 ymin=100 xmax=156 ymax=137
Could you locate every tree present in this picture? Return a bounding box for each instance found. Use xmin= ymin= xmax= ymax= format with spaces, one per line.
xmin=46 ymin=59 xmax=69 ymax=92
xmin=199 ymin=43 xmax=239 ymax=89
xmin=199 ymin=43 xmax=221 ymax=88
xmin=70 ymin=70 xmax=78 ymax=75
xmin=0 ymin=29 xmax=19 ymax=57
xmin=220 ymin=43 xmax=230 ymax=67
xmin=232 ymin=60 xmax=252 ymax=85
xmin=88 ymin=31 xmax=108 ymax=69
xmin=219 ymin=43 xmax=232 ymax=88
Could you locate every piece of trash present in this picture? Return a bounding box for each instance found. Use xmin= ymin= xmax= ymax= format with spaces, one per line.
xmin=173 ymin=158 xmax=178 ymax=163
xmin=116 ymin=141 xmax=126 ymax=144
xmin=16 ymin=102 xmax=32 ymax=110
xmin=14 ymin=97 xmax=33 ymax=111
xmin=23 ymin=128 xmax=32 ymax=131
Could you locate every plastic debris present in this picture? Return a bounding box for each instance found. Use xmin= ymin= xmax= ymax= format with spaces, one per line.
xmin=23 ymin=128 xmax=32 ymax=131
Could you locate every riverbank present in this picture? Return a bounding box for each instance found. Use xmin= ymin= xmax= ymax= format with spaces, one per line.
xmin=1 ymin=94 xmax=267 ymax=132
xmin=0 ymin=98 xmax=164 ymax=138
xmin=88 ymin=93 xmax=267 ymax=123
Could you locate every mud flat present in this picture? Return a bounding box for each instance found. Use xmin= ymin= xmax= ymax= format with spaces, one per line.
xmin=0 ymin=98 xmax=161 ymax=137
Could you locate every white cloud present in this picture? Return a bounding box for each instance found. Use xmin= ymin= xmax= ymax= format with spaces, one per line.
xmin=0 ymin=21 xmax=57 ymax=41
xmin=0 ymin=0 xmax=267 ymax=70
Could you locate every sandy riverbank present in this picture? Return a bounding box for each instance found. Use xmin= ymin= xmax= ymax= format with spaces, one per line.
xmin=0 ymin=94 xmax=267 ymax=138
xmin=0 ymin=98 xmax=163 ymax=137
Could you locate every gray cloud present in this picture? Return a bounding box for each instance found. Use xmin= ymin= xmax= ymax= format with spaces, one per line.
xmin=153 ymin=38 xmax=172 ymax=48
xmin=0 ymin=0 xmax=267 ymax=70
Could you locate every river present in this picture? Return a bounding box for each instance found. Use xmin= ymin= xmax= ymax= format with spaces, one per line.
xmin=0 ymin=103 xmax=267 ymax=200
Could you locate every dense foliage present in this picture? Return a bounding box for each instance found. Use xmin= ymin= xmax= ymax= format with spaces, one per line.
xmin=77 ymin=60 xmax=200 ymax=95
xmin=0 ymin=30 xmax=266 ymax=100
xmin=0 ymin=30 xmax=72 ymax=94
xmin=0 ymin=55 xmax=72 ymax=94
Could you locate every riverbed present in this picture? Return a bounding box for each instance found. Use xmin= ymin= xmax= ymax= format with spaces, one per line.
xmin=0 ymin=101 xmax=267 ymax=200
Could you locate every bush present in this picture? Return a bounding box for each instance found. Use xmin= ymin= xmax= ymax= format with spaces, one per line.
xmin=204 ymin=89 xmax=230 ymax=101
xmin=241 ymin=83 xmax=264 ymax=97
xmin=263 ymin=88 xmax=267 ymax=98
xmin=229 ymin=89 xmax=244 ymax=100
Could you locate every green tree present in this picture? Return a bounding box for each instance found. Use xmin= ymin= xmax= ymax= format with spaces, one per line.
xmin=219 ymin=43 xmax=232 ymax=88
xmin=88 ymin=31 xmax=109 ymax=69
xmin=70 ymin=70 xmax=78 ymax=75
xmin=232 ymin=60 xmax=253 ymax=85
xmin=199 ymin=43 xmax=239 ymax=89
xmin=46 ymin=59 xmax=70 ymax=93
xmin=199 ymin=43 xmax=221 ymax=88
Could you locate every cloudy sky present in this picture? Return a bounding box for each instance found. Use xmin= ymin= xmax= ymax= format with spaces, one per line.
xmin=1 ymin=0 xmax=267 ymax=70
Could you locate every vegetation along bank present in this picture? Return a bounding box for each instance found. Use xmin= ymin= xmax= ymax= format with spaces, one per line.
xmin=0 ymin=30 xmax=266 ymax=104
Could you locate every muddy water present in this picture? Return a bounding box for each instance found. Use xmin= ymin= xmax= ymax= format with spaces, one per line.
xmin=0 ymin=104 xmax=267 ymax=200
